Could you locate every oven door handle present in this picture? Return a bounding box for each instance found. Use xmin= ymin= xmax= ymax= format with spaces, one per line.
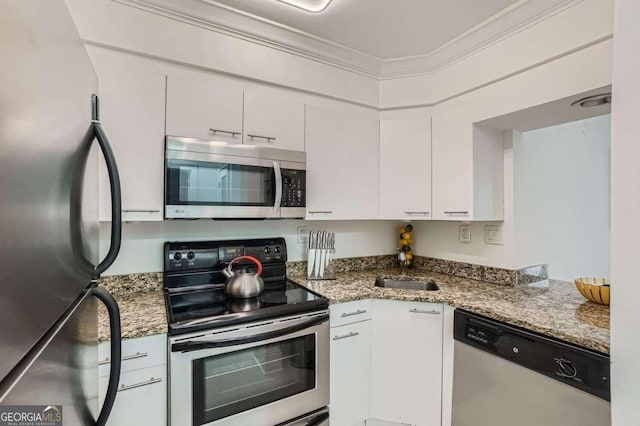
xmin=171 ymin=314 xmax=329 ymax=353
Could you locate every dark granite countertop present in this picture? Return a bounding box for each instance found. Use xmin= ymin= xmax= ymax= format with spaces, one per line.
xmin=98 ymin=269 xmax=609 ymax=354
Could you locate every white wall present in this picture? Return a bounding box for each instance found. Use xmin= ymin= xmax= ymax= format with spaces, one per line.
xmin=412 ymin=132 xmax=515 ymax=269
xmin=514 ymin=115 xmax=611 ymax=281
xmin=100 ymin=220 xmax=398 ymax=275
xmin=610 ymin=0 xmax=640 ymax=423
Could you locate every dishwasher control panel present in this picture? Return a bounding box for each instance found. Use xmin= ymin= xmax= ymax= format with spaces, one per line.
xmin=454 ymin=309 xmax=610 ymax=400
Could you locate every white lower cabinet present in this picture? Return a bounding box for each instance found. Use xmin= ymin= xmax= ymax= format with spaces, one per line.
xmin=329 ymin=300 xmax=445 ymax=426
xmin=98 ymin=334 xmax=167 ymax=426
xmin=370 ymin=300 xmax=443 ymax=426
xmin=99 ymin=365 xmax=166 ymax=426
xmin=330 ymin=320 xmax=371 ymax=426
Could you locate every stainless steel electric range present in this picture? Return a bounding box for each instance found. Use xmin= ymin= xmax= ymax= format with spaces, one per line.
xmin=164 ymin=237 xmax=330 ymax=426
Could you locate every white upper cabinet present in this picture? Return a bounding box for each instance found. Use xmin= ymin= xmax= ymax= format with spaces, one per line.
xmin=305 ymin=105 xmax=380 ymax=220
xmin=166 ymin=75 xmax=243 ymax=143
xmin=94 ymin=61 xmax=166 ymax=222
xmin=380 ymin=117 xmax=432 ymax=220
xmin=371 ymin=300 xmax=443 ymax=426
xmin=431 ymin=110 xmax=504 ymax=221
xmin=243 ymin=91 xmax=305 ymax=151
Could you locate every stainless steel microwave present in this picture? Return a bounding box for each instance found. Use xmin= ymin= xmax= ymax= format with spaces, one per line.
xmin=165 ymin=136 xmax=306 ymax=219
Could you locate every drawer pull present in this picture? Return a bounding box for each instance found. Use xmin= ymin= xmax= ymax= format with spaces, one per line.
xmin=333 ymin=332 xmax=359 ymax=341
xmin=248 ymin=134 xmax=276 ymax=142
xmin=209 ymin=128 xmax=241 ymax=137
xmin=98 ymin=351 xmax=148 ymax=365
xmin=117 ymin=377 xmax=162 ymax=392
xmin=123 ymin=209 xmax=160 ymax=213
xmin=340 ymin=309 xmax=367 ymax=318
xmin=308 ymin=211 xmax=333 ymax=214
xmin=443 ymin=211 xmax=469 ymax=215
xmin=409 ymin=308 xmax=440 ymax=315
xmin=404 ymin=211 xmax=430 ymax=215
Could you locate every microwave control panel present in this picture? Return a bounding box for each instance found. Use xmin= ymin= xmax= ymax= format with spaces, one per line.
xmin=281 ymin=169 xmax=306 ymax=207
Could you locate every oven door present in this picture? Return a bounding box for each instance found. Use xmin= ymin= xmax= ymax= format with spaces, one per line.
xmin=169 ymin=311 xmax=329 ymax=426
xmin=165 ymin=149 xmax=282 ymax=219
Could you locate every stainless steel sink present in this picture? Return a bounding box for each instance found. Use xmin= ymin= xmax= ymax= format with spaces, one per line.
xmin=374 ymin=276 xmax=439 ymax=291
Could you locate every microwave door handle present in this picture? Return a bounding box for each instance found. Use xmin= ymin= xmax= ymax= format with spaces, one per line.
xmin=171 ymin=314 xmax=329 ymax=353
xmin=273 ymin=161 xmax=282 ymax=215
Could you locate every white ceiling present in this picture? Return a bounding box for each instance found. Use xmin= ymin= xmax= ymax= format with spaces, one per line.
xmin=208 ymin=0 xmax=521 ymax=59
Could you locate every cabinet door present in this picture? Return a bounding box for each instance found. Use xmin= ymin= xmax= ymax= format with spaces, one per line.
xmin=371 ymin=300 xmax=443 ymax=426
xmin=95 ymin=61 xmax=165 ymax=221
xmin=431 ymin=112 xmax=473 ymax=220
xmin=380 ymin=117 xmax=432 ymax=220
xmin=305 ymin=105 xmax=379 ymax=220
xmin=99 ymin=365 xmax=166 ymax=426
xmin=331 ymin=320 xmax=371 ymax=426
xmin=166 ymin=75 xmax=243 ymax=143
xmin=243 ymin=91 xmax=305 ymax=150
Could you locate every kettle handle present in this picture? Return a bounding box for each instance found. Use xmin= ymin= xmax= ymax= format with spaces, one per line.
xmin=228 ymin=256 xmax=263 ymax=276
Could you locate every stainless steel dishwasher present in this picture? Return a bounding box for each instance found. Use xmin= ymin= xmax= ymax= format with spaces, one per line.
xmin=452 ymin=310 xmax=611 ymax=426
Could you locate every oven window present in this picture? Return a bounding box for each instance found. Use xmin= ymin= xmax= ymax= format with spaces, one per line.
xmin=166 ymin=159 xmax=275 ymax=206
xmin=192 ymin=335 xmax=316 ymax=425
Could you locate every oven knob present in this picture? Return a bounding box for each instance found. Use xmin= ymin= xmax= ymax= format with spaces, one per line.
xmin=187 ymin=251 xmax=195 ymax=260
xmin=173 ymin=252 xmax=182 ymax=261
xmin=264 ymin=247 xmax=271 ymax=254
xmin=274 ymin=246 xmax=281 ymax=254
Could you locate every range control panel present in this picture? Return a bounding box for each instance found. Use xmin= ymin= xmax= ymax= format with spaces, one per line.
xmin=164 ymin=238 xmax=287 ymax=272
xmin=281 ymin=169 xmax=306 ymax=208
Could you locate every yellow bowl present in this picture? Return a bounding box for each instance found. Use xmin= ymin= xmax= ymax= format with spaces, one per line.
xmin=574 ymin=278 xmax=610 ymax=305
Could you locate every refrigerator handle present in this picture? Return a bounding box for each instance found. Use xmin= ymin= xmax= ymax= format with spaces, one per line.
xmin=92 ymin=94 xmax=122 ymax=278
xmin=92 ymin=286 xmax=122 ymax=426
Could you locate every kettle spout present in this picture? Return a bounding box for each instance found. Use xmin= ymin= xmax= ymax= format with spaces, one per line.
xmin=222 ymin=267 xmax=233 ymax=278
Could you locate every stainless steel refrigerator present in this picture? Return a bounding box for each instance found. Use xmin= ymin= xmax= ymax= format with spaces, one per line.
xmin=0 ymin=1 xmax=123 ymax=425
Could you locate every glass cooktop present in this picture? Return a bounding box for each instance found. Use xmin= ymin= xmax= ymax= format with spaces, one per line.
xmin=166 ymin=279 xmax=328 ymax=335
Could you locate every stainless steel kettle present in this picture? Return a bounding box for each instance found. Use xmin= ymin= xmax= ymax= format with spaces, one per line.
xmin=222 ymin=255 xmax=265 ymax=299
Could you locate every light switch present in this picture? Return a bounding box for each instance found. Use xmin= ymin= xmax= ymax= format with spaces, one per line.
xmin=459 ymin=225 xmax=471 ymax=243
xmin=485 ymin=224 xmax=503 ymax=245
xmin=297 ymin=226 xmax=308 ymax=244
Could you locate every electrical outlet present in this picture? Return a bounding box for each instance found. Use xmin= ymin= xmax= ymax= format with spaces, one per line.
xmin=459 ymin=224 xmax=471 ymax=243
xmin=485 ymin=224 xmax=503 ymax=245
xmin=297 ymin=226 xmax=308 ymax=244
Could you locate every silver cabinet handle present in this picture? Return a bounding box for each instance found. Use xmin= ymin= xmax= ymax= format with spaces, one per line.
xmin=409 ymin=308 xmax=440 ymax=315
xmin=308 ymin=211 xmax=333 ymax=214
xmin=248 ymin=134 xmax=276 ymax=142
xmin=98 ymin=351 xmax=148 ymax=365
xmin=333 ymin=332 xmax=359 ymax=341
xmin=122 ymin=209 xmax=160 ymax=213
xmin=404 ymin=211 xmax=430 ymax=215
xmin=209 ymin=128 xmax=240 ymax=137
xmin=340 ymin=309 xmax=367 ymax=318
xmin=444 ymin=211 xmax=469 ymax=215
xmin=117 ymin=377 xmax=162 ymax=392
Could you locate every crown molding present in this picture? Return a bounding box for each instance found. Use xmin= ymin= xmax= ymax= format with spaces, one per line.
xmin=379 ymin=0 xmax=583 ymax=79
xmin=113 ymin=0 xmax=583 ymax=80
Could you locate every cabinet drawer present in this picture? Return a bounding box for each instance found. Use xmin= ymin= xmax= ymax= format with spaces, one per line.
xmin=99 ymin=334 xmax=166 ymax=377
xmin=99 ymin=365 xmax=166 ymax=426
xmin=330 ymin=300 xmax=371 ymax=327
